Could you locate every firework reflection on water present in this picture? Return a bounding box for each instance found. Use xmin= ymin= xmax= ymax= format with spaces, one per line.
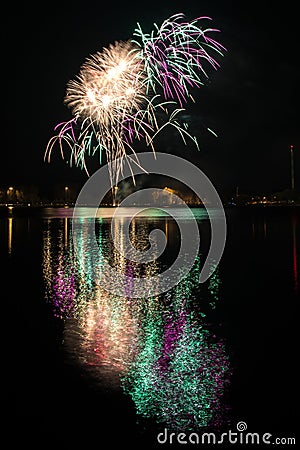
xmin=42 ymin=212 xmax=231 ymax=429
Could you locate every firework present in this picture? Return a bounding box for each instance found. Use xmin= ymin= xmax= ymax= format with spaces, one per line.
xmin=45 ymin=13 xmax=225 ymax=187
xmin=133 ymin=13 xmax=226 ymax=106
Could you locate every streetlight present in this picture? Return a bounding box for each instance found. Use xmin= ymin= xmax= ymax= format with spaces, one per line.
xmin=7 ymin=186 xmax=14 ymax=205
xmin=65 ymin=186 xmax=69 ymax=205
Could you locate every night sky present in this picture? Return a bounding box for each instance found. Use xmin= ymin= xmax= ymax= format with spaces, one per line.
xmin=2 ymin=0 xmax=299 ymax=198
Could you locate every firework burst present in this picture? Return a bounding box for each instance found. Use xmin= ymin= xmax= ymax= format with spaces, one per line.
xmin=65 ymin=41 xmax=146 ymax=120
xmin=45 ymin=13 xmax=226 ymax=187
xmin=133 ymin=13 xmax=226 ymax=106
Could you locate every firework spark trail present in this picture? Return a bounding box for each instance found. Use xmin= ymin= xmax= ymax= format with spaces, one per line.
xmin=132 ymin=13 xmax=226 ymax=106
xmin=45 ymin=13 xmax=226 ymax=188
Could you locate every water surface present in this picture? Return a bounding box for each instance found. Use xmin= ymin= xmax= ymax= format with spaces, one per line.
xmin=4 ymin=206 xmax=298 ymax=446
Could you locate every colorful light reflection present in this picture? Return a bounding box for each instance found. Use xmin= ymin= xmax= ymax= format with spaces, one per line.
xmin=42 ymin=216 xmax=231 ymax=429
xmin=122 ymin=258 xmax=230 ymax=430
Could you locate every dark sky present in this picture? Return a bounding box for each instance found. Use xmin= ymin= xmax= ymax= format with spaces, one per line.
xmin=2 ymin=0 xmax=299 ymax=197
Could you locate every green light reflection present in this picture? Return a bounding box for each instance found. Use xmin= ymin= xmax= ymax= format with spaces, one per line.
xmin=42 ymin=214 xmax=231 ymax=430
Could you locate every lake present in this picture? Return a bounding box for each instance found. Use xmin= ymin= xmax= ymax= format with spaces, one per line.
xmin=4 ymin=205 xmax=298 ymax=447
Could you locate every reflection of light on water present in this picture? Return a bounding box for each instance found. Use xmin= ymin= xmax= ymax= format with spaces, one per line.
xmin=42 ymin=213 xmax=231 ymax=429
xmin=122 ymin=258 xmax=230 ymax=430
xmin=251 ymin=215 xmax=268 ymax=239
xmin=165 ymin=217 xmax=168 ymax=240
xmin=208 ymin=265 xmax=221 ymax=309
xmin=65 ymin=287 xmax=140 ymax=380
xmin=8 ymin=217 xmax=13 ymax=255
xmin=64 ymin=217 xmax=68 ymax=247
xmin=264 ymin=217 xmax=267 ymax=238
xmin=43 ymin=221 xmax=74 ymax=318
